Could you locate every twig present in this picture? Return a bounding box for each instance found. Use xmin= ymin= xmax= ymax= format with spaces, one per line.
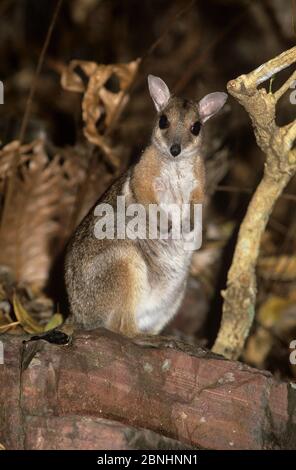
xmin=0 ymin=321 xmax=20 ymax=331
xmin=212 ymin=45 xmax=296 ymax=360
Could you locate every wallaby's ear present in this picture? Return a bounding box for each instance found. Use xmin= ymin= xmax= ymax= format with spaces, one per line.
xmin=198 ymin=92 xmax=228 ymax=124
xmin=148 ymin=75 xmax=171 ymax=112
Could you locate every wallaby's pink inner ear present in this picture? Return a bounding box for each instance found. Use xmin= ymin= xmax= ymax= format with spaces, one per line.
xmin=148 ymin=75 xmax=171 ymax=112
xmin=198 ymin=92 xmax=228 ymax=124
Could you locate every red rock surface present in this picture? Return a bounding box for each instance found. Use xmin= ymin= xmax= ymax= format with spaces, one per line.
xmin=0 ymin=329 xmax=295 ymax=449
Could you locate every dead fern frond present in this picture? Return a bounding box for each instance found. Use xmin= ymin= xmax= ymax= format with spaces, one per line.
xmin=0 ymin=140 xmax=41 ymax=193
xmin=61 ymin=59 xmax=140 ymax=168
xmin=0 ymin=138 xmax=115 ymax=289
xmin=0 ymin=140 xmax=67 ymax=287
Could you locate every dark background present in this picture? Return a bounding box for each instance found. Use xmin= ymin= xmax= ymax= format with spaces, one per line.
xmin=0 ymin=0 xmax=295 ymax=379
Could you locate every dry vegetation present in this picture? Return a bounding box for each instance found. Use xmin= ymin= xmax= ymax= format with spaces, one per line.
xmin=0 ymin=0 xmax=296 ymax=380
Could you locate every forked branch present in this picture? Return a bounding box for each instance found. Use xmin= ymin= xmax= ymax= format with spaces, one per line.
xmin=212 ymin=46 xmax=296 ymax=359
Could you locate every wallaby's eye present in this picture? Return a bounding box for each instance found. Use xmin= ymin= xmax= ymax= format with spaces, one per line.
xmin=190 ymin=121 xmax=201 ymax=136
xmin=159 ymin=114 xmax=169 ymax=129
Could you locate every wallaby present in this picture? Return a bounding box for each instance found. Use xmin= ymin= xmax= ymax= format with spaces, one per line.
xmin=65 ymin=75 xmax=227 ymax=337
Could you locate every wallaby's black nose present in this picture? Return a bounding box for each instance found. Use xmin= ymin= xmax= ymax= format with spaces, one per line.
xmin=170 ymin=143 xmax=181 ymax=157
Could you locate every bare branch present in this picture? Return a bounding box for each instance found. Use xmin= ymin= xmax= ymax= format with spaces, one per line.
xmin=282 ymin=121 xmax=296 ymax=152
xmin=212 ymin=46 xmax=296 ymax=360
xmin=245 ymin=45 xmax=296 ymax=88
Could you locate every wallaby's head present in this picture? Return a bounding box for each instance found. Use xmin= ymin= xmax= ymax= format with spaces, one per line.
xmin=148 ymin=75 xmax=227 ymax=159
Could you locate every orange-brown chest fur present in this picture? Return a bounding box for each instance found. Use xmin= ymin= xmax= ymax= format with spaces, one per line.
xmin=130 ymin=146 xmax=205 ymax=207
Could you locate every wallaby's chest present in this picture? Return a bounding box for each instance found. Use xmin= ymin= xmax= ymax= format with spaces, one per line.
xmin=135 ymin=245 xmax=191 ymax=333
xmin=153 ymin=159 xmax=197 ymax=206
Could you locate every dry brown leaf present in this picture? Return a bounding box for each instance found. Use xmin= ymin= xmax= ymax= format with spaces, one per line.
xmin=0 ymin=321 xmax=20 ymax=333
xmin=244 ymin=327 xmax=272 ymax=368
xmin=12 ymin=294 xmax=62 ymax=334
xmin=0 ymin=139 xmax=111 ymax=287
xmin=44 ymin=312 xmax=63 ymax=331
xmin=0 ymin=140 xmax=77 ymax=287
xmin=244 ymin=295 xmax=296 ymax=367
xmin=61 ymin=58 xmax=140 ymax=167
xmin=0 ymin=273 xmax=64 ymax=335
xmin=258 ymin=296 xmax=295 ymax=328
xmin=0 ymin=140 xmax=42 ymax=194
xmin=13 ymin=293 xmax=44 ymax=334
xmin=258 ymin=255 xmax=296 ymax=281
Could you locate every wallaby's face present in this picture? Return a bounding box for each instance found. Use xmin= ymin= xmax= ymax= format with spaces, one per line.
xmin=148 ymin=75 xmax=227 ymax=159
xmin=152 ymin=97 xmax=203 ymax=159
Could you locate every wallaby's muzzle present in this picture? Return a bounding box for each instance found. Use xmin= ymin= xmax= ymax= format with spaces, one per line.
xmin=170 ymin=143 xmax=181 ymax=157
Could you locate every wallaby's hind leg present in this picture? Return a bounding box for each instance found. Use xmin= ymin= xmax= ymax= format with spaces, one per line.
xmin=70 ymin=246 xmax=148 ymax=336
xmin=105 ymin=256 xmax=147 ymax=337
